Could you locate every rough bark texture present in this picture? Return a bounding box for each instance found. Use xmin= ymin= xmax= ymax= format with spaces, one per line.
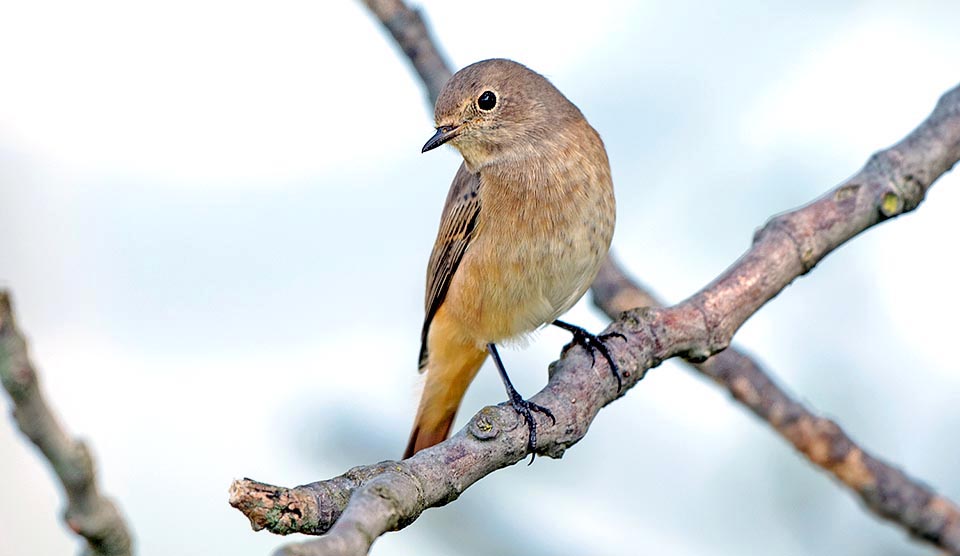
xmin=227 ymin=2 xmax=960 ymax=555
xmin=0 ymin=292 xmax=135 ymax=556
xmin=591 ymin=256 xmax=960 ymax=552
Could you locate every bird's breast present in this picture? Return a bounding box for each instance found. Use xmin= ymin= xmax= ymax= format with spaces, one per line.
xmin=444 ymin=147 xmax=615 ymax=345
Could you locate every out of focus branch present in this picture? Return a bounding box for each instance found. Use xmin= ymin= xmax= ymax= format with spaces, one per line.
xmin=592 ymin=255 xmax=960 ymax=551
xmin=361 ymin=0 xmax=452 ymax=104
xmin=0 ymin=292 xmax=134 ymax=556
xmin=226 ymin=3 xmax=960 ymax=556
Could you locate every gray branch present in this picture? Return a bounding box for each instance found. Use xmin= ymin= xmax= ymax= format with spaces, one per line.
xmin=361 ymin=0 xmax=452 ymax=104
xmin=227 ymin=2 xmax=960 ymax=555
xmin=591 ymin=254 xmax=960 ymax=551
xmin=0 ymin=292 xmax=135 ymax=556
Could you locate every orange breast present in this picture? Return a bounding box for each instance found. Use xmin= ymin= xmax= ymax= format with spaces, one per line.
xmin=441 ymin=135 xmax=615 ymax=346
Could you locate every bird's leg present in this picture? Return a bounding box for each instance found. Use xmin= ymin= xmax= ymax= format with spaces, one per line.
xmin=552 ymin=320 xmax=623 ymax=392
xmin=487 ymin=343 xmax=555 ymax=464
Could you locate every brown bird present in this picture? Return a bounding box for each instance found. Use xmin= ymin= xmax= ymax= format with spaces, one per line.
xmin=405 ymin=59 xmax=618 ymax=460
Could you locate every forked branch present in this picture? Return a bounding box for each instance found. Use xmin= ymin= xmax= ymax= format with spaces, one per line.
xmin=228 ymin=1 xmax=960 ymax=554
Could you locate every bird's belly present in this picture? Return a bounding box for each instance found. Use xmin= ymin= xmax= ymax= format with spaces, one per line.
xmin=444 ymin=221 xmax=607 ymax=345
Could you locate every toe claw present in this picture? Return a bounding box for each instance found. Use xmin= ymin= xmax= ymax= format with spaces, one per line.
xmin=553 ymin=320 xmax=624 ymax=392
xmin=599 ymin=331 xmax=626 ymax=343
xmin=508 ymin=395 xmax=555 ymax=463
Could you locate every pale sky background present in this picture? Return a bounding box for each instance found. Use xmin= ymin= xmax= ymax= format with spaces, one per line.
xmin=1 ymin=1 xmax=959 ymax=555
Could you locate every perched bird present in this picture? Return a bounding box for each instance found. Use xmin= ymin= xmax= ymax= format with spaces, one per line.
xmin=405 ymin=59 xmax=618 ymax=460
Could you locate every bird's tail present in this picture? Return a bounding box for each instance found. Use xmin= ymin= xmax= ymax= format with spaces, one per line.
xmin=404 ymin=324 xmax=487 ymax=458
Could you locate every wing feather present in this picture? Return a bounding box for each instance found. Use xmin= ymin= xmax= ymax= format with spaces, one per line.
xmin=418 ymin=163 xmax=481 ymax=370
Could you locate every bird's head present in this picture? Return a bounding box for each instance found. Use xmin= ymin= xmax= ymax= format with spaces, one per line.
xmin=422 ymin=59 xmax=581 ymax=170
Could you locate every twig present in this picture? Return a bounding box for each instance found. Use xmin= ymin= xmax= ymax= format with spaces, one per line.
xmin=0 ymin=292 xmax=135 ymax=556
xmin=591 ymin=254 xmax=960 ymax=551
xmin=229 ymin=2 xmax=960 ymax=554
xmin=361 ymin=0 xmax=452 ymax=104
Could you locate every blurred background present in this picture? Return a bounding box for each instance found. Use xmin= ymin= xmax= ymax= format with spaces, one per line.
xmin=1 ymin=0 xmax=959 ymax=554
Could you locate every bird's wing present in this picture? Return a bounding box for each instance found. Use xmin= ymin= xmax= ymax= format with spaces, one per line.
xmin=419 ymin=162 xmax=482 ymax=371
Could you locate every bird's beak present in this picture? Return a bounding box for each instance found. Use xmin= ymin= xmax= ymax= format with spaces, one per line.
xmin=422 ymin=124 xmax=462 ymax=153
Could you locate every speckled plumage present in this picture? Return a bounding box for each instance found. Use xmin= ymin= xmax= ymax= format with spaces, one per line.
xmin=405 ymin=59 xmax=615 ymax=458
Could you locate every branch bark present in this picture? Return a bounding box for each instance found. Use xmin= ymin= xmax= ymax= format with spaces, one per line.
xmin=0 ymin=292 xmax=135 ymax=556
xmin=228 ymin=2 xmax=960 ymax=554
xmin=591 ymin=254 xmax=960 ymax=552
xmin=362 ymin=0 xmax=452 ymax=105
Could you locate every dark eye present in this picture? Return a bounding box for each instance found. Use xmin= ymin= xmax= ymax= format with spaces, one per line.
xmin=477 ymin=91 xmax=497 ymax=111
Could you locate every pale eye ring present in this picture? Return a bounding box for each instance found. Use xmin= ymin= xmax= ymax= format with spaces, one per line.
xmin=477 ymin=91 xmax=497 ymax=111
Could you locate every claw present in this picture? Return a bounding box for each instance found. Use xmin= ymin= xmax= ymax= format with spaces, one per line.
xmin=553 ymin=320 xmax=623 ymax=392
xmin=506 ymin=391 xmax=556 ymax=465
xmin=487 ymin=343 xmax=556 ymax=464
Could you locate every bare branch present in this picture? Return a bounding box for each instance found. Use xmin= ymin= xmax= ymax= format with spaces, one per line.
xmin=228 ymin=2 xmax=960 ymax=554
xmin=592 ymin=254 xmax=960 ymax=552
xmin=0 ymin=291 xmax=134 ymax=556
xmin=360 ymin=0 xmax=451 ymax=104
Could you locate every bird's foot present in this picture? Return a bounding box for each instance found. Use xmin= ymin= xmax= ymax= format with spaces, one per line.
xmin=505 ymin=388 xmax=556 ymax=465
xmin=553 ymin=320 xmax=624 ymax=392
xmin=487 ymin=342 xmax=556 ymax=464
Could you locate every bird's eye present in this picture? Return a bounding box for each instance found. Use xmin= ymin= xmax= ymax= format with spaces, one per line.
xmin=477 ymin=91 xmax=497 ymax=111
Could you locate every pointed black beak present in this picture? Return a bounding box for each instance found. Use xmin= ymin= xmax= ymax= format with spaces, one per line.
xmin=422 ymin=125 xmax=461 ymax=153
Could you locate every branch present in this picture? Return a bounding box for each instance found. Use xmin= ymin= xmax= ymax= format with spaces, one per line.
xmin=229 ymin=2 xmax=960 ymax=554
xmin=361 ymin=0 xmax=452 ymax=104
xmin=0 ymin=292 xmax=134 ymax=556
xmin=591 ymin=254 xmax=960 ymax=551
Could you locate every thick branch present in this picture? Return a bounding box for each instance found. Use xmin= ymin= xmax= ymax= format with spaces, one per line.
xmin=0 ymin=292 xmax=134 ymax=556
xmin=229 ymin=2 xmax=960 ymax=555
xmin=592 ymin=255 xmax=960 ymax=551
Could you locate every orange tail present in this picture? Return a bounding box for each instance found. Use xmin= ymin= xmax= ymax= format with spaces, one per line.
xmin=404 ymin=310 xmax=488 ymax=458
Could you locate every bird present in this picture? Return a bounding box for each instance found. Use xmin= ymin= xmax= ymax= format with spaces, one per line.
xmin=405 ymin=58 xmax=618 ymax=461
